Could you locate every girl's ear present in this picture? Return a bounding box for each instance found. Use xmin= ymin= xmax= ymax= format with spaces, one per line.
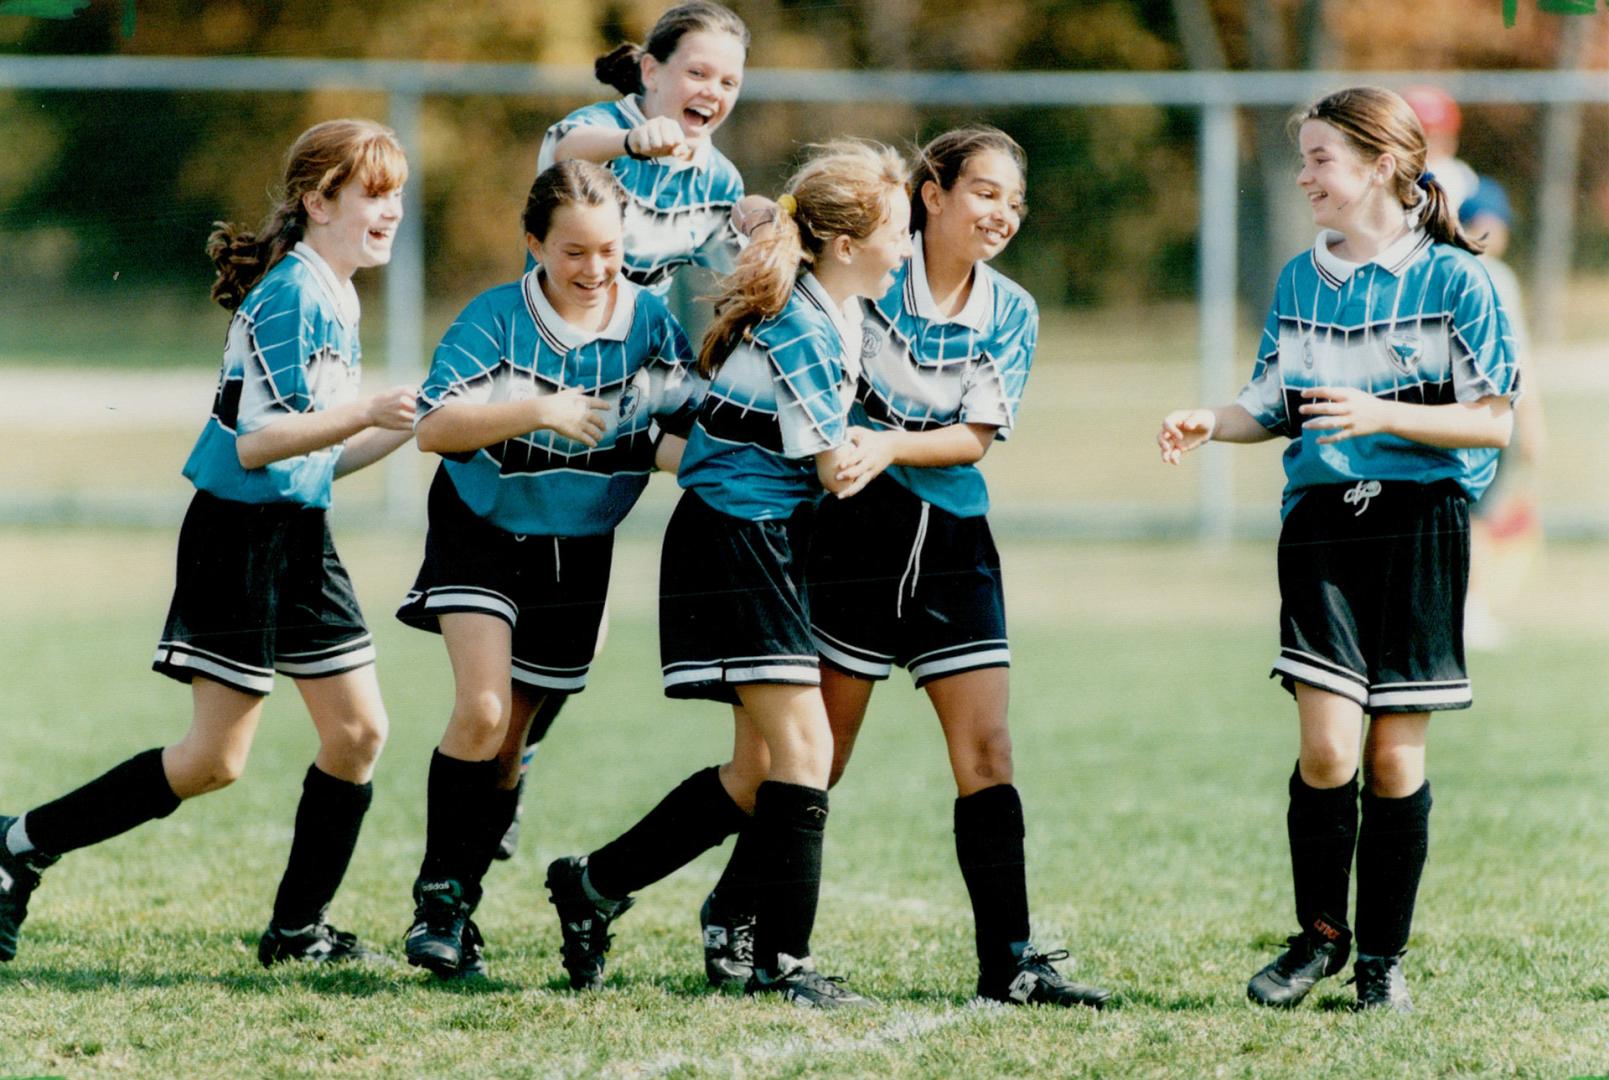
xmin=525 ymin=232 xmax=543 ymax=265
xmin=830 ymin=234 xmax=855 ymax=265
xmin=302 ymin=190 xmax=330 ymax=225
xmin=920 ymin=179 xmax=944 ymax=219
xmin=1373 ymin=152 xmax=1398 ymax=187
xmin=640 ymin=51 xmax=660 ymax=96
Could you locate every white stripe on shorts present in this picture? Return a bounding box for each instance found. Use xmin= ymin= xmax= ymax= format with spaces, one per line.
xmin=1367 ymin=683 xmax=1471 ymax=709
xmin=812 ymin=635 xmax=892 ymax=679
xmin=511 ymin=659 xmax=589 ymax=692
xmin=725 ymin=661 xmax=820 ymax=684
xmin=276 ymin=639 xmax=375 ymax=678
xmin=154 ymin=643 xmax=276 ymax=695
xmin=421 ymin=588 xmax=518 ymax=625
xmin=1271 ymin=655 xmax=1369 ymax=705
xmin=909 ymin=647 xmax=1011 ymax=683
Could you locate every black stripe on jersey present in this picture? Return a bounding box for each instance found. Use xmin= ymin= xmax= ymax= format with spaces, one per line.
xmin=211 ymin=374 xmax=243 ymax=432
xmin=489 ymin=428 xmax=656 ymax=477
xmin=1280 ymin=377 xmax=1454 ymax=426
xmin=856 ymin=381 xmax=950 ymax=432
xmin=696 ymin=394 xmax=785 ymax=452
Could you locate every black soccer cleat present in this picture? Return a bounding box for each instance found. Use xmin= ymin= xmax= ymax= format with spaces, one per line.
xmin=1350 ymin=953 xmax=1413 ymax=1013
xmin=448 ymin=918 xmax=488 ymax=981
xmin=746 ymin=953 xmax=873 ymax=1010
xmin=699 ymin=888 xmax=754 ymax=992
xmin=546 ymin=856 xmax=633 ymax=991
xmin=979 ymin=947 xmax=1111 ymax=1010
xmin=493 ymin=777 xmax=525 ymax=862
xmin=1247 ymin=924 xmax=1351 ymax=1008
xmin=259 ymin=921 xmax=387 ymax=967
xmin=404 ymin=877 xmax=471 ymax=977
xmin=0 ymin=816 xmax=57 ymax=964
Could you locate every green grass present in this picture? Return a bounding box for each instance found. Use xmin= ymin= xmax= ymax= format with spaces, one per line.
xmin=0 ymin=528 xmax=1605 ymax=1078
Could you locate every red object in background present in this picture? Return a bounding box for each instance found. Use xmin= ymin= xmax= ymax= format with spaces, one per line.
xmin=1402 ymin=85 xmax=1462 ymax=135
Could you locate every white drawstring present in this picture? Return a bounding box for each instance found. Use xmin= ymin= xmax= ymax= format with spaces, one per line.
xmin=895 ymin=502 xmax=931 ymax=620
xmin=553 ymin=537 xmax=561 ymax=582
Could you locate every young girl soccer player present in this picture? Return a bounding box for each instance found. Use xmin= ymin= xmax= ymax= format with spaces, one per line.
xmin=544 ymin=140 xmax=912 ymax=1010
xmin=0 ymin=119 xmax=416 ymax=967
xmin=696 ymin=126 xmax=1112 ymax=1009
xmin=495 ymin=0 xmax=774 ymax=862
xmin=395 ymin=159 xmax=700 ymax=979
xmin=1158 ymin=87 xmax=1518 ymax=1012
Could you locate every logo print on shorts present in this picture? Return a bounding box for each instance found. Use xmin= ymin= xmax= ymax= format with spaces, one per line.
xmin=1384 ymin=331 xmax=1422 ymax=374
xmin=1343 ymin=479 xmax=1382 ymax=516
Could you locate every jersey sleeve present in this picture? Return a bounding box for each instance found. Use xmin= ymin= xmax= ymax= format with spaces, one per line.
xmin=537 ymin=102 xmax=626 ymax=172
xmin=1448 ymin=260 xmax=1522 ymax=403
xmin=418 ymin=295 xmax=507 ymax=421
xmin=769 ymin=320 xmax=849 ymax=459
xmin=961 ymin=295 xmax=1036 ymax=440
xmin=690 ymin=164 xmax=747 ymax=275
xmin=1234 ymin=294 xmax=1294 ymax=437
xmin=234 ymin=282 xmax=317 ymax=435
xmin=642 ymin=303 xmax=704 ymax=439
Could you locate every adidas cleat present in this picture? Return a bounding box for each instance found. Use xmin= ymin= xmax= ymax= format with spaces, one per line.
xmin=747 ymin=953 xmax=873 ymax=1010
xmin=404 ymin=877 xmax=470 ymax=977
xmin=1351 ymin=953 xmax=1413 ymax=1013
xmin=979 ymin=947 xmax=1111 ymax=1010
xmin=259 ymin=921 xmax=387 ymax=967
xmin=546 ymin=856 xmax=633 ymax=991
xmin=0 ymin=815 xmax=56 ymax=963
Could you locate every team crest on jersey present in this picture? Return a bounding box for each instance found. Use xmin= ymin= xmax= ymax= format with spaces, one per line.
xmin=1383 ymin=330 xmax=1422 ymax=374
xmin=618 ymin=368 xmax=651 ymax=424
xmin=860 ymin=322 xmax=883 ymax=363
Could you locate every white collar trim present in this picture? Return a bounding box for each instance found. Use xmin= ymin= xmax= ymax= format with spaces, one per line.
xmin=522 ymin=267 xmax=636 ymax=352
xmin=1312 ymin=227 xmax=1431 ymax=286
xmin=618 ymin=95 xmax=711 ymax=172
xmin=288 ymin=242 xmax=360 ymax=327
xmin=906 ymin=232 xmax=992 ymax=330
xmin=794 ymin=272 xmax=859 ymax=356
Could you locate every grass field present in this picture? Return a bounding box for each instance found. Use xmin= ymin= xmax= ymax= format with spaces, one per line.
xmin=0 ymin=525 xmax=1605 ymax=1078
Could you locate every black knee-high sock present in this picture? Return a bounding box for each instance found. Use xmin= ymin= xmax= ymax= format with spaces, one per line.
xmin=586 ymin=766 xmax=750 ymax=899
xmin=418 ymin=750 xmax=499 ymax=885
xmin=523 ymin=694 xmax=567 ymax=750
xmin=1355 ymin=781 xmax=1432 ymax=957
xmin=24 ymin=748 xmax=182 ymax=857
xmin=748 ymin=781 xmax=828 ymax=974
xmin=270 ymin=765 xmax=373 ymax=928
xmin=955 ymin=784 xmax=1031 ymax=982
xmin=460 ymin=784 xmax=520 ymax=896
xmin=1287 ymin=765 xmax=1359 ymax=943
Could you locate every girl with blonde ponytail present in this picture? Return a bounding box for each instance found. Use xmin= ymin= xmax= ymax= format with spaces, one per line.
xmin=0 ymin=119 xmax=417 ymax=970
xmin=1158 ymin=86 xmax=1520 ymax=1012
xmin=546 ymin=141 xmax=911 ymax=1010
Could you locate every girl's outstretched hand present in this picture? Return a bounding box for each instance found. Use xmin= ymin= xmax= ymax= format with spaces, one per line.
xmin=833 ymin=426 xmax=896 ymax=497
xmin=539 ymin=387 xmax=611 ymax=447
xmin=1158 ymin=408 xmax=1216 ymax=464
xmin=365 ymin=386 xmax=419 ymax=431
xmin=1298 ymin=386 xmax=1388 ymax=444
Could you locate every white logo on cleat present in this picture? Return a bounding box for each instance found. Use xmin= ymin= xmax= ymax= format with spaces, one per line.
xmin=1007 ymin=970 xmax=1038 ymax=1004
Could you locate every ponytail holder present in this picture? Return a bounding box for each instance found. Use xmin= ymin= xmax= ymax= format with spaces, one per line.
xmin=776 ymin=193 xmax=796 ymax=218
xmin=1416 ymin=170 xmax=1436 ymax=192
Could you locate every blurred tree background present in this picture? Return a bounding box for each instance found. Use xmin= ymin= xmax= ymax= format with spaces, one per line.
xmin=1 ymin=0 xmax=1605 ymax=330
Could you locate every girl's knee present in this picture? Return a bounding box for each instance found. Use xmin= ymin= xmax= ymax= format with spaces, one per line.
xmin=1298 ymin=740 xmax=1358 ymax=788
xmin=323 ymin=713 xmax=388 ymax=770
xmin=449 ymin=690 xmax=510 ymax=745
xmin=166 ymin=744 xmax=249 ymax=797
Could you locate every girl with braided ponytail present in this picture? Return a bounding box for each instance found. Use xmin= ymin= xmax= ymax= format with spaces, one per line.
xmin=1158 ymin=86 xmax=1519 ymax=1012
xmin=546 ymin=140 xmax=912 ymax=1010
xmin=0 ymin=119 xmax=417 ymax=969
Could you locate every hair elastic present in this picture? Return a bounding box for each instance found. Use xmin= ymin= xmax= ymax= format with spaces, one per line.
xmin=775 ymin=193 xmax=796 ymax=217
xmin=1416 ymin=170 xmax=1436 ymax=191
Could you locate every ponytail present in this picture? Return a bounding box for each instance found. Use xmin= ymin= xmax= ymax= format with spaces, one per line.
xmin=206 ymin=203 xmax=304 ymax=312
xmin=1416 ymin=174 xmax=1484 ymax=255
xmin=698 ymin=139 xmax=909 ymax=378
xmin=594 ymin=43 xmax=646 ymax=95
xmin=698 ymin=214 xmax=806 ymax=377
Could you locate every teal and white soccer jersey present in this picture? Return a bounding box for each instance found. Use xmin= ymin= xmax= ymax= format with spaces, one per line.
xmin=183 ymin=243 xmax=362 ymax=508
xmin=855 ymin=235 xmax=1037 ymax=518
xmin=679 ymin=273 xmax=857 ymax=521
xmin=535 ymin=96 xmax=744 ymax=293
xmin=1236 ymin=229 xmax=1520 ymax=518
xmin=418 ymin=271 xmax=699 ymax=536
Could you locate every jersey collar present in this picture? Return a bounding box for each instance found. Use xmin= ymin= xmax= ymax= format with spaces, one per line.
xmin=1311 ymin=227 xmax=1432 ymax=287
xmin=288 ymin=242 xmax=360 ymax=327
xmin=522 ymin=267 xmax=637 ymax=353
xmin=795 ymin=271 xmax=861 ymax=361
xmin=905 ymin=231 xmax=992 ymax=330
xmin=618 ymin=96 xmax=711 ymax=173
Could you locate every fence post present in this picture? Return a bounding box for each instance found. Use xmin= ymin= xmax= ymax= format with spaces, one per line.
xmin=1197 ymin=99 xmax=1238 ymax=546
xmin=385 ymin=86 xmax=427 ymax=526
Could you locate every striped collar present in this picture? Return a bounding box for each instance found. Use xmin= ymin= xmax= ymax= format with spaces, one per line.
xmin=617 ymin=95 xmax=712 ymax=173
xmin=905 ymin=232 xmax=992 ymax=330
xmin=793 ymin=271 xmax=861 ymax=358
xmin=288 ymin=242 xmax=360 ymax=327
xmin=522 ymin=268 xmax=637 ymax=353
xmin=1311 ymin=227 xmax=1432 ymax=287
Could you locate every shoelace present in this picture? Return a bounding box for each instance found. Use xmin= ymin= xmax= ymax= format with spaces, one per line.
xmin=1018 ymin=948 xmax=1072 ymax=984
xmin=725 ymin=917 xmax=755 ymax=964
